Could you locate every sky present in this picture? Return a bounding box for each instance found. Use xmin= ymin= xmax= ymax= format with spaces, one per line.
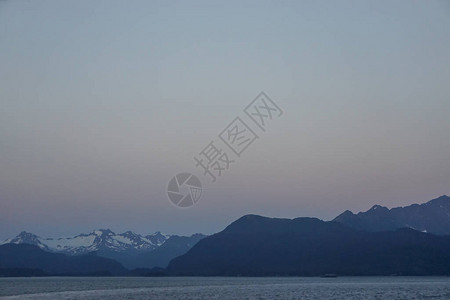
xmin=0 ymin=0 xmax=449 ymax=240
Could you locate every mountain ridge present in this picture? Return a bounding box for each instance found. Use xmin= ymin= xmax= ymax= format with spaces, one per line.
xmin=333 ymin=195 xmax=450 ymax=234
xmin=1 ymin=229 xmax=171 ymax=255
xmin=1 ymin=229 xmax=207 ymax=270
xmin=167 ymin=213 xmax=450 ymax=276
xmin=3 ymin=195 xmax=450 ymax=276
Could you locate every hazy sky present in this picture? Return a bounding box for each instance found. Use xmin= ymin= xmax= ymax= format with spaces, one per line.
xmin=1 ymin=0 xmax=449 ymax=240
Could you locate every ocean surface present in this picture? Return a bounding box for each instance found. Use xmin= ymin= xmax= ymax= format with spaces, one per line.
xmin=0 ymin=276 xmax=449 ymax=299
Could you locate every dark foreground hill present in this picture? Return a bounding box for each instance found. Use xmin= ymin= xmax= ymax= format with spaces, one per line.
xmin=0 ymin=244 xmax=126 ymax=276
xmin=166 ymin=215 xmax=450 ymax=276
xmin=334 ymin=195 xmax=450 ymax=235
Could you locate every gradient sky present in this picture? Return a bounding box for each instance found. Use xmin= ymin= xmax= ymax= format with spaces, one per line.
xmin=1 ymin=0 xmax=449 ymax=240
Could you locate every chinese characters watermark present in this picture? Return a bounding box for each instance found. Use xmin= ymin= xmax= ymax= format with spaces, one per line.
xmin=167 ymin=92 xmax=283 ymax=208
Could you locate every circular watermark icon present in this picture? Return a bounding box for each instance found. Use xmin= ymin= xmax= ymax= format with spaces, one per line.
xmin=167 ymin=173 xmax=202 ymax=208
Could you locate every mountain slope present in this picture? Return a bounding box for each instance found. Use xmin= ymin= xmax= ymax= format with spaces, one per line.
xmin=0 ymin=244 xmax=126 ymax=275
xmin=333 ymin=195 xmax=450 ymax=234
xmin=166 ymin=215 xmax=450 ymax=276
xmin=124 ymin=234 xmax=206 ymax=269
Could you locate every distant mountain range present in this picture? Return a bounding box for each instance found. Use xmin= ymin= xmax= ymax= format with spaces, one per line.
xmin=333 ymin=195 xmax=450 ymax=234
xmin=167 ymin=214 xmax=450 ymax=276
xmin=1 ymin=230 xmax=206 ymax=269
xmin=2 ymin=195 xmax=450 ymax=276
xmin=167 ymin=195 xmax=450 ymax=276
xmin=1 ymin=229 xmax=169 ymax=255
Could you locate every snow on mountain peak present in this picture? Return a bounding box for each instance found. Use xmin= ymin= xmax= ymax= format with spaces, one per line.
xmin=92 ymin=229 xmax=114 ymax=236
xmin=1 ymin=229 xmax=171 ymax=255
xmin=1 ymin=231 xmax=49 ymax=251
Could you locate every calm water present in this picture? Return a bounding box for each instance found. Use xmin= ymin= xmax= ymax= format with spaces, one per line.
xmin=0 ymin=277 xmax=449 ymax=299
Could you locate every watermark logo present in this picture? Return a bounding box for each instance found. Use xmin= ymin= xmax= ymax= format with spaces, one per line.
xmin=167 ymin=92 xmax=283 ymax=208
xmin=219 ymin=117 xmax=258 ymax=157
xmin=167 ymin=173 xmax=202 ymax=208
xmin=244 ymin=92 xmax=283 ymax=132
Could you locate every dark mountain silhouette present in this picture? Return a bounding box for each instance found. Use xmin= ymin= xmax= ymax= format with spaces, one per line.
xmin=0 ymin=244 xmax=126 ymax=276
xmin=166 ymin=215 xmax=450 ymax=276
xmin=3 ymin=196 xmax=450 ymax=276
xmin=333 ymin=195 xmax=450 ymax=234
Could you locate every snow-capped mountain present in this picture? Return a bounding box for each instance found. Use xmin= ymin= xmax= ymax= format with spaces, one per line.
xmin=1 ymin=229 xmax=170 ymax=255
xmin=2 ymin=231 xmax=51 ymax=251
